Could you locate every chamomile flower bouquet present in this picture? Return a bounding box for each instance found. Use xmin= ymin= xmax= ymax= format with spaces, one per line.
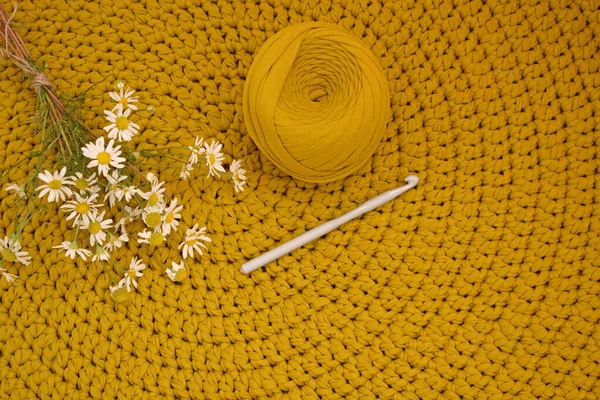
xmin=0 ymin=5 xmax=247 ymax=302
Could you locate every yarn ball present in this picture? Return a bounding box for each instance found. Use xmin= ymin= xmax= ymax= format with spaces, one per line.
xmin=243 ymin=22 xmax=390 ymax=183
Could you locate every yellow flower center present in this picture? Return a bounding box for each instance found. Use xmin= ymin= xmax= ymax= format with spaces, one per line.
xmin=97 ymin=151 xmax=111 ymax=165
xmin=112 ymin=184 xmax=118 ymax=191
xmin=209 ymin=154 xmax=216 ymax=164
xmin=149 ymin=232 xmax=163 ymax=246
xmin=75 ymin=203 xmax=90 ymax=214
xmin=115 ymin=116 xmax=129 ymax=130
xmin=119 ymin=98 xmax=129 ymax=106
xmin=148 ymin=193 xmax=159 ymax=206
xmin=145 ymin=212 xmax=161 ymax=228
xmin=174 ymin=268 xmax=187 ymax=282
xmin=48 ymin=179 xmax=62 ymax=190
xmin=111 ymin=287 xmax=129 ymax=303
xmin=75 ymin=178 xmax=88 ymax=190
xmin=89 ymin=221 xmax=101 ymax=234
xmin=2 ymin=248 xmax=16 ymax=262
xmin=165 ymin=212 xmax=174 ymax=223
xmin=185 ymin=239 xmax=197 ymax=246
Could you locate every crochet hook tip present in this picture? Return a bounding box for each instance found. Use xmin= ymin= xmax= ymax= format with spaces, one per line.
xmin=240 ymin=263 xmax=253 ymax=274
xmin=404 ymin=174 xmax=419 ymax=187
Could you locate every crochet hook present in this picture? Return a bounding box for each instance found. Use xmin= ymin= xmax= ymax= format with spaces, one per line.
xmin=240 ymin=175 xmax=420 ymax=274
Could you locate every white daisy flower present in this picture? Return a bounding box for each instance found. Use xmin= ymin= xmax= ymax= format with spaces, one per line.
xmin=110 ymin=280 xmax=129 ymax=303
xmin=108 ymin=86 xmax=139 ymax=112
xmin=117 ymin=186 xmax=138 ymax=203
xmin=188 ymin=137 xmax=205 ymax=165
xmin=137 ymin=229 xmax=165 ymax=246
xmin=104 ymin=108 xmax=140 ymax=142
xmin=162 ymin=198 xmax=182 ymax=236
xmin=166 ymin=261 xmax=186 ymax=282
xmin=204 ymin=139 xmax=226 ymax=177
xmin=1 ymin=269 xmax=19 ymax=283
xmin=5 ymin=183 xmax=26 ymax=198
xmin=36 ymin=167 xmax=74 ymax=203
xmin=180 ymin=163 xmax=193 ymax=181
xmin=142 ymin=204 xmax=164 ymax=231
xmin=115 ymin=206 xmax=143 ymax=234
xmin=0 ymin=236 xmax=32 ymax=265
xmin=60 ymin=193 xmax=100 ymax=225
xmin=146 ymin=172 xmax=158 ymax=185
xmin=72 ymin=172 xmax=100 ymax=195
xmin=120 ymin=257 xmax=146 ymax=291
xmin=104 ymin=232 xmax=129 ymax=252
xmin=82 ymin=137 xmax=126 ymax=177
xmin=230 ymin=159 xmax=247 ymax=193
xmin=92 ymin=245 xmax=110 ymax=262
xmin=53 ymin=240 xmax=93 ymax=261
xmin=80 ymin=211 xmax=113 ymax=247
xmin=105 ymin=170 xmax=127 ymax=208
xmin=139 ymin=179 xmax=166 ymax=208
xmin=179 ymin=224 xmax=211 ymax=259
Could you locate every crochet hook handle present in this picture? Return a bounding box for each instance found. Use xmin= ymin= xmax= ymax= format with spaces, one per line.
xmin=240 ymin=175 xmax=419 ymax=274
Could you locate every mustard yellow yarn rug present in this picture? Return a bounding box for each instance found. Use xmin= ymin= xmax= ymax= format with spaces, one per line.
xmin=1 ymin=0 xmax=599 ymax=398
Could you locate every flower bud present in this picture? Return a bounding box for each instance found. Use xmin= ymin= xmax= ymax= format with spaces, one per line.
xmin=110 ymin=286 xmax=129 ymax=303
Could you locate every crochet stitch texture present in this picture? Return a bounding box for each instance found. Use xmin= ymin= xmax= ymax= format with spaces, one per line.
xmin=0 ymin=0 xmax=599 ymax=398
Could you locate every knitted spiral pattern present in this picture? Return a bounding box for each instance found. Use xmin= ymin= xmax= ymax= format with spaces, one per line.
xmin=0 ymin=0 xmax=599 ymax=398
xmin=243 ymin=22 xmax=390 ymax=183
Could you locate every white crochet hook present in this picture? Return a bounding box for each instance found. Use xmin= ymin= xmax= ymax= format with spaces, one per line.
xmin=240 ymin=175 xmax=419 ymax=274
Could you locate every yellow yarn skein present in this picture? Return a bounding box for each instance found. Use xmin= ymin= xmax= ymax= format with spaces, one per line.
xmin=243 ymin=22 xmax=390 ymax=183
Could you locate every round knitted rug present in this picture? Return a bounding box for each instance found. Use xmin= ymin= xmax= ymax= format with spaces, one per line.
xmin=0 ymin=0 xmax=599 ymax=398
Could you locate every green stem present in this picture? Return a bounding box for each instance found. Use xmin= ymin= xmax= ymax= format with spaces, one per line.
xmin=135 ymin=163 xmax=183 ymax=171
xmin=12 ymin=202 xmax=42 ymax=240
xmin=140 ymin=146 xmax=192 ymax=151
xmin=101 ymin=262 xmax=117 ymax=285
xmin=141 ymin=152 xmax=187 ymax=164
xmin=0 ymin=157 xmax=30 ymax=182
xmin=110 ymin=259 xmax=128 ymax=274
xmin=132 ymin=192 xmax=146 ymax=209
xmin=73 ymin=223 xmax=80 ymax=242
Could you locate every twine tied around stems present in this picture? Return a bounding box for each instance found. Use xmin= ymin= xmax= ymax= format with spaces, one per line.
xmin=30 ymin=71 xmax=53 ymax=93
xmin=11 ymin=58 xmax=55 ymax=94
